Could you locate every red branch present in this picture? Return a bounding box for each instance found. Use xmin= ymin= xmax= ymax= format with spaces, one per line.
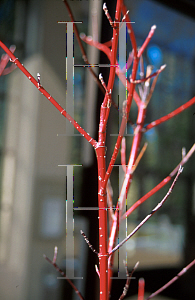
xmin=109 ymin=166 xmax=183 ymax=256
xmin=119 ymin=261 xmax=139 ymax=300
xmin=0 ymin=41 xmax=97 ymax=149
xmin=123 ymin=143 xmax=195 ymax=219
xmin=144 ymin=96 xmax=195 ymax=131
xmin=145 ymin=259 xmax=195 ymax=300
xmin=0 ymin=45 xmax=16 ymax=76
xmin=43 ymin=253 xmax=85 ymax=300
xmin=138 ymin=278 xmax=145 ymax=300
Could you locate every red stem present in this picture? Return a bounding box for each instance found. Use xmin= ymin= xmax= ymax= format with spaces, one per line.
xmin=138 ymin=278 xmax=145 ymax=300
xmin=97 ymin=1 xmax=123 ymax=298
xmin=107 ymin=3 xmax=141 ymax=292
xmin=96 ymin=145 xmax=108 ymax=300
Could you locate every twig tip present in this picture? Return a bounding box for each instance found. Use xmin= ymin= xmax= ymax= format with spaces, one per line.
xmin=95 ymin=264 xmax=100 ymax=277
xmin=161 ymin=64 xmax=167 ymax=70
xmin=10 ymin=45 xmax=16 ymax=51
xmin=99 ymin=73 xmax=103 ymax=80
xmin=80 ymin=32 xmax=86 ymax=39
xmin=179 ymin=165 xmax=184 ymax=173
xmin=182 ymin=147 xmax=186 ymax=159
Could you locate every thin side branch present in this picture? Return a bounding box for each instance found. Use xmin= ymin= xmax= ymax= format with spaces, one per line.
xmin=103 ymin=3 xmax=114 ymax=28
xmin=123 ymin=143 xmax=195 ymax=219
xmin=138 ymin=25 xmax=156 ymax=58
xmin=95 ymin=264 xmax=100 ymax=278
xmin=145 ymin=259 xmax=195 ymax=300
xmin=43 ymin=251 xmax=85 ymax=300
xmin=109 ymin=166 xmax=183 ymax=256
xmin=130 ymin=64 xmax=166 ymax=84
xmin=143 ymin=67 xmax=161 ymax=107
xmin=53 ymin=246 xmax=58 ymax=263
xmin=80 ymin=230 xmax=99 ymax=255
xmin=144 ymin=96 xmax=195 ymax=131
xmin=120 ymin=142 xmax=148 ymax=213
xmin=119 ymin=261 xmax=139 ymax=300
xmin=122 ymin=2 xmax=137 ymax=54
xmin=130 ymin=142 xmax=148 ymax=175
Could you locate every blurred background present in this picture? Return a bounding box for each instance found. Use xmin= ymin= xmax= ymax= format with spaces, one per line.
xmin=0 ymin=0 xmax=195 ymax=299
